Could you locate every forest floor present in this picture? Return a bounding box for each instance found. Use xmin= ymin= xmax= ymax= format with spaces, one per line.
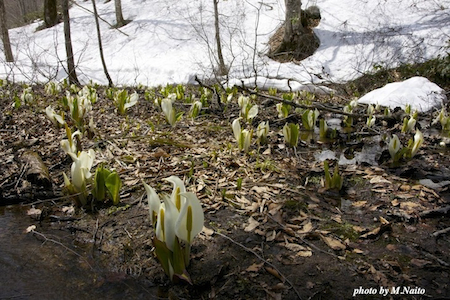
xmin=1 ymin=68 xmax=450 ymax=299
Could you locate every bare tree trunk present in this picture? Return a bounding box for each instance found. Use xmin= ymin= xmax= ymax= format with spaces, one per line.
xmin=269 ymin=0 xmax=319 ymax=61
xmin=62 ymin=0 xmax=79 ymax=85
xmin=0 ymin=0 xmax=13 ymax=62
xmin=92 ymin=0 xmax=113 ymax=87
xmin=44 ymin=0 xmax=58 ymax=28
xmin=213 ymin=0 xmax=227 ymax=76
xmin=283 ymin=0 xmax=305 ymax=44
xmin=114 ymin=0 xmax=126 ymax=28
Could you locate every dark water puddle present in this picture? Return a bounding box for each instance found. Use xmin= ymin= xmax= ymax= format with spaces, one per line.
xmin=0 ymin=205 xmax=155 ymax=300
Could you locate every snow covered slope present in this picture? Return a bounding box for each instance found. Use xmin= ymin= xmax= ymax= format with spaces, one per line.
xmin=0 ymin=0 xmax=448 ymax=90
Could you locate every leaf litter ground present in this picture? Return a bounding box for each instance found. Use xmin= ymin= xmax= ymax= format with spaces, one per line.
xmin=0 ymin=81 xmax=449 ymax=299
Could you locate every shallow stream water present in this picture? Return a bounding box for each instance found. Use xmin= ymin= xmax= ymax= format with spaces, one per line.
xmin=0 ymin=205 xmax=153 ymax=300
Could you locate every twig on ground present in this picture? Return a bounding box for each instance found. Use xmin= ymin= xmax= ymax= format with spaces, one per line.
xmin=267 ymin=214 xmax=340 ymax=260
xmin=214 ymin=231 xmax=302 ymax=300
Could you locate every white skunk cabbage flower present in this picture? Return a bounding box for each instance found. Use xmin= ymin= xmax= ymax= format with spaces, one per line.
xmin=256 ymin=121 xmax=269 ymax=143
xmin=61 ymin=130 xmax=82 ymax=157
xmin=408 ymin=117 xmax=417 ymax=131
xmin=156 ymin=197 xmax=179 ymax=251
xmin=232 ymin=118 xmax=241 ymax=142
xmin=283 ymin=123 xmax=299 ymax=147
xmin=303 ymin=109 xmax=319 ymax=130
xmin=231 ymin=118 xmax=252 ymax=152
xmin=175 ymin=192 xmax=204 ymax=244
xmin=125 ymin=92 xmax=138 ymax=109
xmin=238 ymin=95 xmax=258 ymax=121
xmin=241 ymin=129 xmax=253 ymax=152
xmin=189 ymin=101 xmax=202 ymax=118
xmin=164 ymin=175 xmax=187 ymax=210
xmin=68 ymin=149 xmax=95 ymax=191
xmin=366 ymin=115 xmax=376 ymax=127
xmin=388 ymin=134 xmax=401 ymax=159
xmin=45 ymin=106 xmax=65 ymax=126
xmin=411 ymin=130 xmax=424 ymax=157
xmin=237 ymin=95 xmax=249 ymax=110
xmin=144 ymin=182 xmax=161 ymax=225
xmin=161 ymin=97 xmax=176 ymax=126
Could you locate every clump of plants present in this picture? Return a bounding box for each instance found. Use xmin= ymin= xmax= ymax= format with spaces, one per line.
xmin=324 ymin=160 xmax=343 ymax=191
xmin=301 ymin=108 xmax=319 ymax=130
xmin=20 ymin=86 xmax=34 ymax=104
xmin=113 ymin=89 xmax=138 ymax=115
xmin=401 ymin=105 xmax=418 ymax=133
xmin=283 ymin=123 xmax=300 ymax=147
xmin=388 ymin=130 xmax=424 ymax=162
xmin=61 ymin=129 xmax=122 ymax=207
xmin=434 ymin=107 xmax=450 ymax=131
xmin=62 ymin=91 xmax=92 ymax=129
xmin=276 ymin=102 xmax=290 ymax=118
xmin=144 ymin=176 xmax=204 ymax=283
xmin=189 ymin=101 xmax=202 ymax=119
xmin=256 ymin=121 xmax=269 ymax=144
xmin=343 ymin=99 xmax=358 ymax=127
xmin=45 ymin=105 xmax=65 ymax=127
xmin=45 ymin=81 xmax=62 ymax=96
xmin=238 ymin=95 xmax=258 ymax=122
xmin=161 ymin=95 xmax=183 ymax=126
xmin=232 ymin=118 xmax=253 ymax=152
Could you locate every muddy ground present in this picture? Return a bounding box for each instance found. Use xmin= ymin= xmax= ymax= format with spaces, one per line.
xmin=1 ymin=78 xmax=450 ymax=299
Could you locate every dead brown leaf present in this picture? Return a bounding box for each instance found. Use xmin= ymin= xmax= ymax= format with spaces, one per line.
xmin=265 ymin=266 xmax=283 ymax=282
xmin=297 ymin=220 xmax=313 ymax=234
xmin=410 ymin=258 xmax=432 ymax=268
xmin=370 ymin=175 xmax=391 ymax=184
xmin=246 ymin=262 xmax=264 ymax=272
xmin=352 ymin=201 xmax=367 ymax=208
xmin=320 ymin=234 xmax=346 ymax=251
xmin=266 ymin=230 xmax=277 ymax=242
xmin=244 ymin=217 xmax=260 ymax=232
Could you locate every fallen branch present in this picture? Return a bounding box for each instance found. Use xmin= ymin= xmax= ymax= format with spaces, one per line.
xmin=432 ymin=227 xmax=450 ymax=238
xmin=235 ymin=85 xmax=369 ymax=118
xmin=419 ymin=206 xmax=450 ymax=218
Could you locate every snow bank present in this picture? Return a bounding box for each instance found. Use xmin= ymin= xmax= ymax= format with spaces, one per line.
xmin=357 ymin=77 xmax=446 ymax=112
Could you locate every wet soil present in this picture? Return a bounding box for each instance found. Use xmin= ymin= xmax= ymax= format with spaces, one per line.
xmin=1 ymin=81 xmax=450 ymax=299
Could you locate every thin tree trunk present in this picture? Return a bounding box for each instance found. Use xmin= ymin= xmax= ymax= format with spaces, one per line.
xmin=44 ymin=0 xmax=58 ymax=28
xmin=213 ymin=0 xmax=227 ymax=76
xmin=62 ymin=0 xmax=79 ymax=85
xmin=92 ymin=0 xmax=113 ymax=87
xmin=114 ymin=0 xmax=125 ymax=27
xmin=0 ymin=0 xmax=13 ymax=62
xmin=18 ymin=0 xmax=26 ymax=23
